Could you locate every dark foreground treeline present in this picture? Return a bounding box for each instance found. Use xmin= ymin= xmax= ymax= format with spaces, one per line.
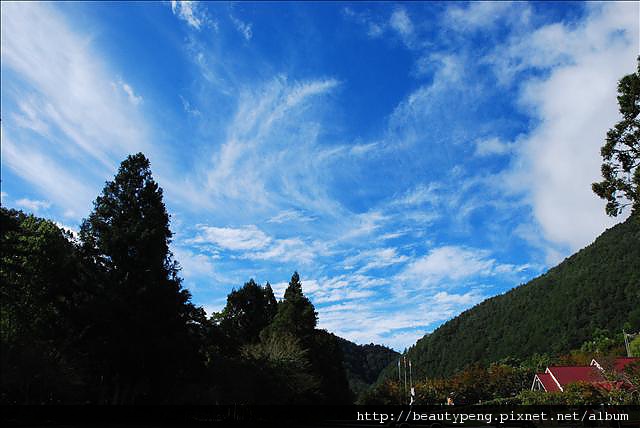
xmin=0 ymin=153 xmax=396 ymax=405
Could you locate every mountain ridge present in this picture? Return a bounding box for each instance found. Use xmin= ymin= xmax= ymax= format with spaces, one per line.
xmin=377 ymin=215 xmax=640 ymax=383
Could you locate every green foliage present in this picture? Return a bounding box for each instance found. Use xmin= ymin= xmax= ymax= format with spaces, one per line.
xmin=218 ymin=279 xmax=277 ymax=346
xmin=0 ymin=209 xmax=85 ymax=403
xmin=378 ymin=215 xmax=639 ymax=382
xmin=335 ymin=336 xmax=399 ymax=402
xmin=580 ymin=328 xmax=620 ymax=355
xmin=308 ymin=330 xmax=353 ymax=404
xmin=359 ymin=380 xmax=402 ymax=405
xmin=211 ymin=272 xmax=353 ymax=404
xmin=630 ymin=336 xmax=640 ymax=357
xmin=364 ymin=361 xmax=532 ymax=405
xmin=593 ymin=57 xmax=640 ymax=216
xmin=240 ymin=331 xmax=321 ymax=404
xmin=518 ymin=386 xmax=611 ymax=405
xmin=517 ymin=390 xmax=565 ymax=405
xmin=267 ymin=272 xmax=317 ymax=341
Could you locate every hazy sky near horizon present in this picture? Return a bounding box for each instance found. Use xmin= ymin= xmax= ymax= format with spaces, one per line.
xmin=1 ymin=1 xmax=638 ymax=350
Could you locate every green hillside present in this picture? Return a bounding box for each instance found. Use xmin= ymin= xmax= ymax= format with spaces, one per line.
xmin=335 ymin=335 xmax=399 ymax=400
xmin=383 ymin=215 xmax=640 ymax=381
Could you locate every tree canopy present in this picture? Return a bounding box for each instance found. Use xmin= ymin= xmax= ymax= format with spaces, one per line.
xmin=267 ymin=271 xmax=317 ymax=341
xmin=593 ymin=57 xmax=640 ymax=217
xmin=78 ymin=152 xmax=205 ymax=403
xmin=1 ymin=153 xmax=367 ymax=405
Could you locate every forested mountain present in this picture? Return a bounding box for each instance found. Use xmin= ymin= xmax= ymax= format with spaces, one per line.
xmin=334 ymin=336 xmax=399 ymax=401
xmin=378 ymin=214 xmax=640 ymax=382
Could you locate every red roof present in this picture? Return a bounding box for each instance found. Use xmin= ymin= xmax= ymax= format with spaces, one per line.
xmin=546 ymin=366 xmax=605 ymax=389
xmin=535 ymin=373 xmax=561 ymax=392
xmin=613 ymin=357 xmax=640 ymax=372
xmin=534 ymin=357 xmax=640 ymax=393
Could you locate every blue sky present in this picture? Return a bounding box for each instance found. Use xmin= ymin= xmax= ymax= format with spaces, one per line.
xmin=1 ymin=1 xmax=638 ymax=350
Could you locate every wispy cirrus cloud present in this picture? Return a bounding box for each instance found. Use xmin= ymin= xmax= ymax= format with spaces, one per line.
xmin=343 ymin=247 xmax=409 ymax=273
xmin=1 ymin=2 xmax=149 ymax=217
xmin=445 ymin=1 xmax=527 ymax=31
xmin=267 ymin=209 xmax=316 ymax=224
xmin=230 ymin=14 xmax=252 ymax=41
xmin=3 ymin=2 xmax=635 ymax=352
xmin=317 ymin=285 xmax=486 ymax=350
xmin=189 ymin=225 xmax=271 ymax=251
xmin=198 ymin=76 xmax=341 ymax=216
xmin=115 ymin=79 xmax=143 ymax=106
xmin=474 ymin=137 xmax=513 ymax=157
xmin=170 ymin=1 xmax=208 ymax=30
xmin=398 ymin=246 xmax=494 ymax=285
xmin=14 ymin=197 xmax=51 ymax=213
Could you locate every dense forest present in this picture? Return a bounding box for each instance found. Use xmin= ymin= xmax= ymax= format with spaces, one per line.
xmin=0 ymin=153 xmax=394 ymax=404
xmin=335 ymin=336 xmax=399 ymax=400
xmin=365 ymin=332 xmax=640 ymax=405
xmin=374 ymin=214 xmax=640 ymax=388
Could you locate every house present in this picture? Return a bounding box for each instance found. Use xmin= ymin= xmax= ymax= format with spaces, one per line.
xmin=531 ymin=357 xmax=639 ymax=392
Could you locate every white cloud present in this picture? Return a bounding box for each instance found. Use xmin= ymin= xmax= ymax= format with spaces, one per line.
xmin=54 ymin=221 xmax=79 ymax=237
xmin=243 ymin=237 xmax=321 ymax=265
xmin=174 ymin=248 xmax=216 ymax=277
xmin=376 ymin=230 xmax=408 ymax=241
xmin=187 ymin=224 xmax=326 ymax=265
xmin=400 ymin=246 xmax=495 ymax=285
xmin=11 ymin=97 xmax=51 ymax=135
xmin=474 ymin=137 xmax=512 ymax=156
xmin=389 ymin=8 xmax=413 ymax=37
xmin=267 ymin=209 xmax=316 ymax=224
xmin=117 ymin=79 xmax=142 ymax=106
xmin=394 ymin=183 xmax=440 ymax=206
xmin=179 ymin=95 xmax=201 ymax=116
xmin=432 ymin=290 xmax=484 ymax=306
xmin=341 ymin=210 xmax=388 ymax=239
xmin=349 ymin=141 xmax=379 ymax=155
xmin=200 ymin=76 xmax=340 ymax=215
xmin=413 ymin=53 xmax=463 ymax=81
xmin=446 ymin=1 xmax=529 ymax=32
xmin=2 ymin=133 xmax=94 ymax=217
xmin=344 ymin=6 xmax=417 ymax=49
xmin=500 ymin=2 xmax=638 ymax=253
xmin=15 ymin=197 xmax=51 ymax=213
xmin=343 ymin=247 xmax=409 ymax=273
xmin=342 ymin=7 xmax=385 ymax=39
xmin=202 ymin=301 xmax=225 ymax=318
xmin=0 ymin=2 xmax=149 ymax=217
xmin=230 ymin=14 xmax=252 ymax=41
xmin=269 ymin=281 xmax=289 ymax=300
xmin=170 ymin=1 xmax=206 ymax=30
xmin=317 ymin=288 xmax=485 ymax=350
xmin=189 ymin=225 xmax=271 ymax=250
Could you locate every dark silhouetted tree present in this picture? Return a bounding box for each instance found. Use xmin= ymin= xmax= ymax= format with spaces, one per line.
xmin=268 ymin=272 xmax=317 ymax=342
xmin=593 ymin=57 xmax=640 ymax=216
xmin=79 ymin=153 xmax=204 ymax=403
xmin=219 ymin=279 xmax=278 ymax=345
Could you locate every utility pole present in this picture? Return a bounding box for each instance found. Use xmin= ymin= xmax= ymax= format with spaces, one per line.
xmin=403 ymin=357 xmax=408 ymax=405
xmin=397 ymin=358 xmax=402 ymax=405
xmin=624 ymin=328 xmax=631 ymax=357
